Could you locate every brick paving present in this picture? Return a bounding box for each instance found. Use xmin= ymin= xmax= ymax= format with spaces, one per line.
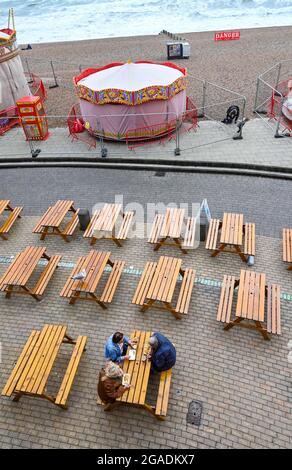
xmin=0 ymin=170 xmax=291 ymax=449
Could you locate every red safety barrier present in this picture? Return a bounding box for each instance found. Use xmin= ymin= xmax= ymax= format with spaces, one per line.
xmin=214 ymin=31 xmax=240 ymax=41
xmin=0 ymin=106 xmax=19 ymax=136
xmin=25 ymin=73 xmax=47 ymax=102
xmin=67 ymin=104 xmax=96 ymax=150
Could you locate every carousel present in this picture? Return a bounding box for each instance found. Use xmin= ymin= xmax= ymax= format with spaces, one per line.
xmin=73 ymin=60 xmax=187 ymax=141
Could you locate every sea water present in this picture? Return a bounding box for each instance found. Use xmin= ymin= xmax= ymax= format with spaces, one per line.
xmin=2 ymin=0 xmax=292 ymax=44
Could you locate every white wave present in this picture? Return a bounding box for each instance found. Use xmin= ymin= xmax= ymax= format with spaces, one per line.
xmin=1 ymin=0 xmax=292 ymax=43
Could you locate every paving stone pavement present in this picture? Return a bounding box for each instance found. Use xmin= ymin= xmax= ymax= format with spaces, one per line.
xmin=2 ymin=118 xmax=292 ymax=167
xmin=0 ymin=209 xmax=291 ymax=448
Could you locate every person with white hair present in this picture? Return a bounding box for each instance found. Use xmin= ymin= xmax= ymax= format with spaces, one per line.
xmin=97 ymin=361 xmax=131 ymax=410
xmin=282 ymin=79 xmax=292 ymax=121
xmin=147 ymin=332 xmax=176 ymax=372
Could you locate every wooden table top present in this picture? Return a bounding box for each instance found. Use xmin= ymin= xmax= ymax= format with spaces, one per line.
xmin=160 ymin=207 xmax=185 ymax=239
xmin=72 ymin=250 xmax=111 ymax=294
xmin=0 ymin=246 xmax=47 ymax=288
xmin=220 ymin=212 xmax=244 ymax=246
xmin=119 ymin=330 xmax=152 ymax=405
xmin=39 ymin=200 xmax=75 ymax=228
xmin=146 ymin=255 xmax=182 ymax=303
xmin=235 ymin=269 xmax=266 ymax=322
xmin=10 ymin=324 xmax=67 ymax=396
xmin=93 ymin=203 xmax=122 ymax=233
xmin=0 ymin=200 xmax=10 ymax=217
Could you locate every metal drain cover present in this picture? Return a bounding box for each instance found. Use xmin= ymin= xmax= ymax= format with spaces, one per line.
xmin=186 ymin=400 xmax=203 ymax=426
xmin=154 ymin=171 xmax=166 ymax=177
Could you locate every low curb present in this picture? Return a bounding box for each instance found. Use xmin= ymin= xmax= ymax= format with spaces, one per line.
xmin=1 ymin=158 xmax=292 ymax=180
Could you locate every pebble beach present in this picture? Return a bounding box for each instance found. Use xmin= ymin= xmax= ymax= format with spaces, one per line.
xmin=20 ymin=25 xmax=292 ymax=123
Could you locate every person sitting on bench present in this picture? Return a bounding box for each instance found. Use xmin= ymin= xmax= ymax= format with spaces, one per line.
xmin=147 ymin=332 xmax=176 ymax=373
xmin=98 ymin=361 xmax=131 ymax=410
xmin=104 ymin=331 xmax=137 ymax=364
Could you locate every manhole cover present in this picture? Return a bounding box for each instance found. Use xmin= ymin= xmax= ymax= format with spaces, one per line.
xmin=154 ymin=171 xmax=166 ymax=177
xmin=186 ymin=400 xmax=203 ymax=426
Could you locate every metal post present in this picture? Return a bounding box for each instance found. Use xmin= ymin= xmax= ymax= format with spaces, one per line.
xmin=198 ymin=80 xmax=207 ymax=118
xmin=28 ymin=139 xmax=41 ymax=158
xmin=275 ymin=62 xmax=282 ymax=91
xmin=174 ymin=118 xmax=180 ymax=155
xmin=49 ymin=61 xmax=59 ymax=89
xmin=274 ymin=95 xmax=284 ymax=138
xmin=253 ymin=77 xmax=260 ymax=113
xmin=25 ymin=58 xmax=33 ymax=84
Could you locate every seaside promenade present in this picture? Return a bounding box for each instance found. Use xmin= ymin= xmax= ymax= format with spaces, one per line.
xmin=0 ymin=117 xmax=292 ymax=449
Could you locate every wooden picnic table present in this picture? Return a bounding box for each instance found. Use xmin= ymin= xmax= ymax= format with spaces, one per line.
xmin=206 ymin=212 xmax=255 ymax=262
xmin=0 ymin=246 xmax=61 ymax=301
xmin=84 ymin=203 xmax=134 ymax=247
xmin=217 ymin=269 xmax=281 ymax=340
xmin=33 ymin=200 xmax=80 ymax=242
xmin=132 ymin=255 xmax=195 ymax=319
xmin=1 ymin=324 xmax=87 ymax=409
xmin=60 ymin=249 xmax=125 ymax=309
xmin=99 ymin=330 xmax=172 ymax=420
xmin=148 ymin=207 xmax=196 ymax=253
xmin=0 ymin=199 xmax=23 ymax=240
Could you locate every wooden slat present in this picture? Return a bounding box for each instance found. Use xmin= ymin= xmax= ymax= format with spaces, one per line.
xmin=283 ymin=228 xmax=292 ymax=263
xmin=73 ymin=250 xmax=111 ymax=294
xmin=99 ymin=261 xmax=125 ymax=303
xmin=132 ymin=262 xmax=157 ymax=305
xmin=217 ymin=275 xmax=235 ymax=323
xmin=116 ymin=211 xmax=134 ymax=240
xmin=0 ymin=246 xmax=46 ymax=287
xmin=60 ymin=257 xmax=87 ymax=297
xmin=205 ymin=219 xmax=220 ymax=250
xmin=62 ymin=209 xmax=80 ymax=236
xmin=32 ymin=255 xmax=62 ymax=296
xmin=0 ymin=207 xmax=23 ymax=234
xmin=148 ymin=214 xmax=164 ymax=243
xmin=183 ymin=217 xmax=196 ymax=248
xmin=83 ymin=211 xmax=101 ymax=238
xmin=244 ymin=223 xmax=256 ymax=256
xmin=132 ymin=331 xmax=152 ymax=405
xmin=175 ymin=268 xmax=195 ymax=314
xmin=267 ymin=284 xmax=281 ymax=335
xmin=55 ymin=336 xmax=87 ymax=406
xmin=1 ymin=331 xmax=40 ymax=396
xmin=155 ymin=369 xmax=172 ymax=416
xmin=33 ymin=207 xmax=53 ymax=233
xmin=0 ymin=200 xmax=10 ymax=217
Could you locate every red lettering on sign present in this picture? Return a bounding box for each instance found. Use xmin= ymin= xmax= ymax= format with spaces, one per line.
xmin=214 ymin=31 xmax=240 ymax=41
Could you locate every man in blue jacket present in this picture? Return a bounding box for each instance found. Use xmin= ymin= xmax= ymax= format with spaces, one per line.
xmin=105 ymin=331 xmax=137 ymax=364
xmin=148 ymin=332 xmax=176 ymax=372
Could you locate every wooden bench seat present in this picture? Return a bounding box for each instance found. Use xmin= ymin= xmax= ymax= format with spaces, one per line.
xmin=182 ymin=217 xmax=196 ymax=248
xmin=217 ymin=275 xmax=235 ymax=323
xmin=55 ymin=335 xmax=87 ymax=408
xmin=100 ymin=261 xmax=125 ymax=303
xmin=62 ymin=210 xmax=80 ymax=236
xmin=60 ymin=257 xmax=86 ymax=298
xmin=205 ymin=218 xmax=220 ymax=250
xmin=33 ymin=207 xmax=52 ymax=233
xmin=267 ymin=284 xmax=281 ymax=335
xmin=0 ymin=206 xmax=23 ymax=239
xmin=2 ymin=330 xmax=40 ymax=397
xmin=83 ymin=211 xmax=100 ymax=239
xmin=155 ymin=369 xmax=172 ymax=418
xmin=283 ymin=228 xmax=292 ymax=264
xmin=132 ymin=262 xmax=157 ymax=305
xmin=175 ymin=268 xmax=195 ymax=314
xmin=32 ymin=255 xmax=62 ymax=297
xmin=148 ymin=214 xmax=164 ymax=244
xmin=244 ymin=223 xmax=256 ymax=256
xmin=116 ymin=212 xmax=134 ymax=240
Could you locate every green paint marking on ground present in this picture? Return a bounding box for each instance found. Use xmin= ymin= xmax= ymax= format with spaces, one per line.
xmin=0 ymin=255 xmax=291 ymax=301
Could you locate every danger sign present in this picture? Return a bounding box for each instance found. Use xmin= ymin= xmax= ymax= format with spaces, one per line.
xmin=214 ymin=31 xmax=240 ymax=41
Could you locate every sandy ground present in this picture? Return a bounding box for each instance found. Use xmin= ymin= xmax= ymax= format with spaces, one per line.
xmin=19 ymin=25 xmax=292 ymax=125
